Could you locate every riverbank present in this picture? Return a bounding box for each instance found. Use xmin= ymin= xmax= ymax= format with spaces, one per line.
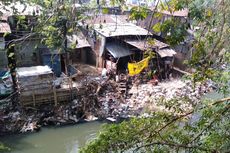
xmin=0 ymin=74 xmax=214 ymax=136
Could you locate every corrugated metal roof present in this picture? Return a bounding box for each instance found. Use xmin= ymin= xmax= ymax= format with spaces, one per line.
xmin=106 ymin=42 xmax=134 ymax=58
xmin=124 ymin=39 xmax=169 ymax=51
xmin=67 ymin=32 xmax=90 ymax=49
xmin=85 ymin=15 xmax=129 ymax=25
xmin=0 ymin=22 xmax=11 ymax=33
xmin=156 ymin=48 xmax=176 ymax=58
xmin=0 ymin=15 xmax=8 ymax=21
xmin=0 ymin=2 xmax=41 ymax=16
xmin=94 ymin=23 xmax=151 ymax=37
xmin=161 ymin=9 xmax=189 ymax=17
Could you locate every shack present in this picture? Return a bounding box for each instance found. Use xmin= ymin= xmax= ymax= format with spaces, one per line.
xmin=81 ymin=18 xmax=177 ymax=76
xmin=124 ymin=38 xmax=176 ymax=79
xmin=0 ymin=16 xmax=13 ymax=98
xmin=136 ymin=8 xmax=193 ymax=70
xmin=124 ymin=39 xmax=176 ymax=79
xmin=0 ymin=16 xmax=11 ymax=72
xmin=17 ymin=66 xmax=77 ymax=106
xmin=67 ymin=32 xmax=94 ymax=65
xmin=90 ymin=23 xmax=151 ymax=73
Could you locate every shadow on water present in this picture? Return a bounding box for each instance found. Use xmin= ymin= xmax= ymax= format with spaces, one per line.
xmin=0 ymin=121 xmax=104 ymax=153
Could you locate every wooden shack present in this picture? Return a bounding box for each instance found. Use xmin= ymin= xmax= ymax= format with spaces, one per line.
xmin=17 ymin=66 xmax=77 ymax=106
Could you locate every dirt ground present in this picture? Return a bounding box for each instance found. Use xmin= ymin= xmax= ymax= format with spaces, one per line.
xmin=73 ymin=64 xmax=100 ymax=76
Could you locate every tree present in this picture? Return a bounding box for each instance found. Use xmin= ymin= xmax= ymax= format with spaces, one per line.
xmin=1 ymin=0 xmax=82 ymax=49
xmin=1 ymin=0 xmax=85 ymax=88
xmin=80 ymin=0 xmax=230 ymax=152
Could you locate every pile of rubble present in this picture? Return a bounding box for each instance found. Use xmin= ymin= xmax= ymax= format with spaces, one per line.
xmin=127 ymin=79 xmax=214 ymax=113
xmin=51 ymin=77 xmax=215 ymax=123
xmin=0 ymin=108 xmax=40 ymax=135
xmin=0 ymin=101 xmax=95 ymax=135
xmin=0 ymin=74 xmax=215 ymax=135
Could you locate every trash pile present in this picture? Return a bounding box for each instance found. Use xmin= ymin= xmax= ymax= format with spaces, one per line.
xmin=0 ymin=101 xmax=95 ymax=135
xmin=69 ymin=76 xmax=130 ymax=122
xmin=74 ymin=79 xmax=215 ymax=122
xmin=50 ymin=77 xmax=215 ymax=123
xmin=0 ymin=73 xmax=215 ymax=135
xmin=76 ymin=78 xmax=124 ymax=119
xmin=127 ymin=79 xmax=214 ymax=113
xmin=0 ymin=109 xmax=41 ymax=135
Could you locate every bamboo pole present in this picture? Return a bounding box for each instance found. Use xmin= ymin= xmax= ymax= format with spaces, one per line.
xmin=32 ymin=90 xmax=36 ymax=107
xmin=53 ymin=87 xmax=58 ymax=106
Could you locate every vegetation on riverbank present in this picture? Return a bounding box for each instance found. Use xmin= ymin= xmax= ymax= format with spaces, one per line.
xmin=0 ymin=142 xmax=10 ymax=152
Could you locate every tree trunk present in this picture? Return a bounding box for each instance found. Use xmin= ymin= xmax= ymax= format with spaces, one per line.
xmin=7 ymin=44 xmax=17 ymax=92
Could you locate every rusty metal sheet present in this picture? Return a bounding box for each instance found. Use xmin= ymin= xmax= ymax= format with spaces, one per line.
xmin=124 ymin=39 xmax=169 ymax=51
xmin=161 ymin=9 xmax=189 ymax=17
xmin=67 ymin=32 xmax=90 ymax=49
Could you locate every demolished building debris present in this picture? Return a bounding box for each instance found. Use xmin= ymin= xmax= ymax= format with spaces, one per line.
xmin=0 ymin=69 xmax=215 ymax=135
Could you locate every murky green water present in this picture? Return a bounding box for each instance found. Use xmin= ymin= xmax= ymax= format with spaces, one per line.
xmin=1 ymin=90 xmax=227 ymax=153
xmin=0 ymin=121 xmax=103 ymax=153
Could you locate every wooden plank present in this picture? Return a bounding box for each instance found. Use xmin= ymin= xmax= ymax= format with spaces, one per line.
xmin=19 ymin=85 xmax=79 ymax=106
xmin=32 ymin=90 xmax=36 ymax=107
xmin=53 ymin=87 xmax=58 ymax=106
xmin=173 ymin=67 xmax=191 ymax=75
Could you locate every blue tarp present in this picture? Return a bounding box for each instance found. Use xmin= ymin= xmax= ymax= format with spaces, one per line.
xmin=0 ymin=71 xmax=10 ymax=80
xmin=0 ymin=71 xmax=13 ymax=97
xmin=0 ymin=70 xmax=7 ymax=77
xmin=42 ymin=54 xmax=61 ymax=77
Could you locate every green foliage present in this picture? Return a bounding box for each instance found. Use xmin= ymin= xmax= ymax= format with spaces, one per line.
xmin=102 ymin=8 xmax=109 ymax=14
xmin=129 ymin=6 xmax=148 ymax=21
xmin=81 ymin=100 xmax=230 ymax=153
xmin=110 ymin=0 xmax=125 ymax=6
xmin=152 ymin=22 xmax=161 ymax=33
xmin=159 ymin=18 xmax=187 ymax=46
xmin=187 ymin=0 xmax=230 ymax=93
xmin=0 ymin=142 xmax=11 ymax=152
xmin=3 ymin=32 xmax=10 ymax=37
xmin=8 ymin=52 xmax=14 ymax=58
xmin=153 ymin=12 xmax=163 ymax=20
xmin=1 ymin=0 xmax=82 ymax=51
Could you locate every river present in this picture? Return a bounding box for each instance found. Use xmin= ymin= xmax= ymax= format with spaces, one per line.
xmin=0 ymin=121 xmax=103 ymax=153
xmin=0 ymin=90 xmax=226 ymax=153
